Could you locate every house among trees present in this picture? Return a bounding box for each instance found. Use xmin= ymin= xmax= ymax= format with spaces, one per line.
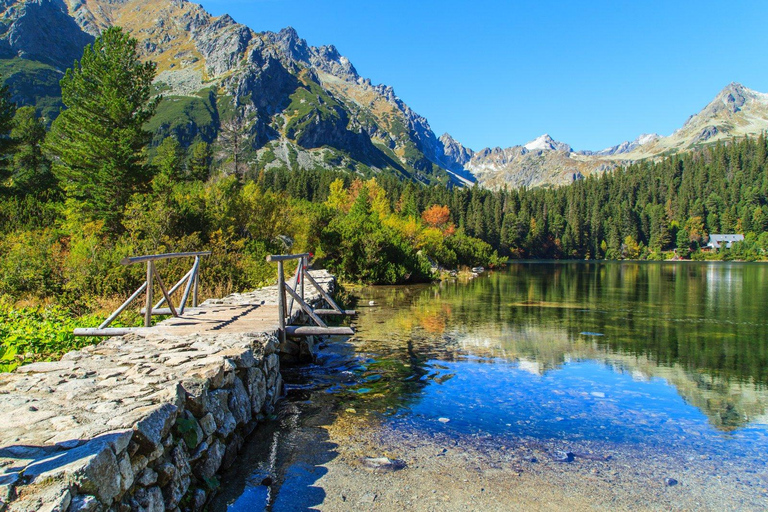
xmin=706 ymin=234 xmax=745 ymax=250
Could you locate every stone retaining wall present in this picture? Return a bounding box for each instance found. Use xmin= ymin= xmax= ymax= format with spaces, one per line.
xmin=0 ymin=271 xmax=337 ymax=512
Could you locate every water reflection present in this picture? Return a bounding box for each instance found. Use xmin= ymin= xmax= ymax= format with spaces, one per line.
xmin=352 ymin=262 xmax=768 ymax=432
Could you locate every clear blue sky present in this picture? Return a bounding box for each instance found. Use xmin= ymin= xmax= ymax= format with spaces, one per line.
xmin=198 ymin=0 xmax=768 ymax=152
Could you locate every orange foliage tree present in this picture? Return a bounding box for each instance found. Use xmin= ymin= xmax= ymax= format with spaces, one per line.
xmin=421 ymin=205 xmax=455 ymax=235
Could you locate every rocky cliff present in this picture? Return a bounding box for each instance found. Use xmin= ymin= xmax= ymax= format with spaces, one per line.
xmin=0 ymin=0 xmax=460 ymax=184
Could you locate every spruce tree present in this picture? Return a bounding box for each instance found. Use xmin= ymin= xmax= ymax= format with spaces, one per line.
xmin=0 ymin=78 xmax=16 ymax=188
xmin=45 ymin=27 xmax=159 ymax=232
xmin=10 ymin=106 xmax=53 ymax=193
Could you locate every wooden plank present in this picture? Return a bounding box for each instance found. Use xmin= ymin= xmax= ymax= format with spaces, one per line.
xmin=121 ymin=251 xmax=211 ymax=265
xmin=266 ymin=253 xmax=310 ymax=262
xmin=284 ymin=285 xmax=327 ymax=327
xmin=74 ymin=328 xmax=143 ymax=337
xmin=98 ymin=282 xmax=148 ymax=329
xmin=277 ymin=260 xmax=286 ymax=344
xmin=152 ymin=268 xmax=193 ymax=311
xmin=285 ymin=326 xmax=354 ymax=336
xmin=152 ymin=262 xmax=178 ymax=318
xmin=144 ymin=262 xmax=153 ymax=327
xmin=139 ymin=307 xmax=174 ymax=315
xmin=304 ymin=271 xmax=343 ymax=313
xmin=314 ymin=309 xmax=357 ymax=316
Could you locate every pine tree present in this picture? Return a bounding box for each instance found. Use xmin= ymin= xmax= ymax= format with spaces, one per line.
xmin=0 ymin=77 xmax=16 ymax=188
xmin=44 ymin=27 xmax=158 ymax=232
xmin=9 ymin=106 xmax=53 ymax=194
xmin=188 ymin=141 xmax=212 ymax=182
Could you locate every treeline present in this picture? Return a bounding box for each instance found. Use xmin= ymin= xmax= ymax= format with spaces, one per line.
xmin=258 ymin=135 xmax=768 ymax=261
xmin=0 ymin=27 xmax=499 ymax=317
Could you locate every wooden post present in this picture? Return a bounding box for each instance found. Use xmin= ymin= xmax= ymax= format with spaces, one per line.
xmin=193 ymin=256 xmax=200 ymax=307
xmin=301 ymin=255 xmax=306 ymax=303
xmin=145 ymin=261 xmax=154 ymax=327
xmin=277 ymin=260 xmax=286 ymax=344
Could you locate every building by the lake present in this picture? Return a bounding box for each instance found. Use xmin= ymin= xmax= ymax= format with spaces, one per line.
xmin=706 ymin=234 xmax=745 ymax=250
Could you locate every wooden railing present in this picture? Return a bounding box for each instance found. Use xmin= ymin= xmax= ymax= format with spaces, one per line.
xmin=266 ymin=253 xmax=355 ymax=343
xmin=73 ymin=251 xmax=211 ymax=336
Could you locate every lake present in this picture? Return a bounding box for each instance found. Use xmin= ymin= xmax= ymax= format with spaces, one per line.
xmin=212 ymin=262 xmax=768 ymax=511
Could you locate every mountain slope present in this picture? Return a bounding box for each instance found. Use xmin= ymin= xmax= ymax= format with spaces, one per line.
xmin=0 ymin=0 xmax=459 ymax=184
xmin=441 ymin=82 xmax=768 ymax=189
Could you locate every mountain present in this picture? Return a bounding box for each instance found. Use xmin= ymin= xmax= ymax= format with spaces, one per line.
xmin=0 ymin=0 xmax=462 ymax=185
xmin=440 ymin=82 xmax=768 ymax=189
xmin=2 ymin=1 xmax=768 ymax=190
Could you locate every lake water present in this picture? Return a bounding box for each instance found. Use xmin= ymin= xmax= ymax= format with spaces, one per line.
xmin=213 ymin=262 xmax=768 ymax=511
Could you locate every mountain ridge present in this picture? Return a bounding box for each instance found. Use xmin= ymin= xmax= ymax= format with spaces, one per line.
xmin=1 ymin=0 xmax=767 ymax=190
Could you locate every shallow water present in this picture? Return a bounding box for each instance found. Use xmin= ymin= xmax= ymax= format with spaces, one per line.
xmin=213 ymin=262 xmax=768 ymax=510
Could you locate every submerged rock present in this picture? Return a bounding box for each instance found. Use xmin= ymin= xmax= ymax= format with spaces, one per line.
xmin=551 ymin=451 xmax=574 ymax=463
xmin=361 ymin=457 xmax=406 ymax=473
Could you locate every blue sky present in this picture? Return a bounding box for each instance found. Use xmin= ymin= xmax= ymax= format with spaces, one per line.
xmin=198 ymin=0 xmax=768 ymax=152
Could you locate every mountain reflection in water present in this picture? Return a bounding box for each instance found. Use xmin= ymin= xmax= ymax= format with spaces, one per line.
xmin=352 ymin=262 xmax=768 ymax=432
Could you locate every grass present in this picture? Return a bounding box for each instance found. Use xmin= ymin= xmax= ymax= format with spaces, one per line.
xmin=145 ymin=88 xmax=219 ymax=145
xmin=0 ymin=299 xmax=144 ymax=372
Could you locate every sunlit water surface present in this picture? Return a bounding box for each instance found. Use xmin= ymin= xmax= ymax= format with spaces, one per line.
xmin=214 ymin=262 xmax=768 ymax=510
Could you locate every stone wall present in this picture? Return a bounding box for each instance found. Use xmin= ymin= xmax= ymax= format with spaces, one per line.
xmin=0 ymin=271 xmax=337 ymax=512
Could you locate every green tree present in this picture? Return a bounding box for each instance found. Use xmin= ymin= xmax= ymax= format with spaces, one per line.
xmin=44 ymin=26 xmax=159 ymax=232
xmin=188 ymin=141 xmax=212 ymax=181
xmin=9 ymin=106 xmax=53 ymax=193
xmin=152 ymin=136 xmax=183 ymax=192
xmin=0 ymin=77 xmax=16 ymax=187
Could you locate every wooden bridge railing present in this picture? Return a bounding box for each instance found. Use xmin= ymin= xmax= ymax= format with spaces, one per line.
xmin=73 ymin=251 xmax=211 ymax=336
xmin=266 ymin=253 xmax=355 ymax=343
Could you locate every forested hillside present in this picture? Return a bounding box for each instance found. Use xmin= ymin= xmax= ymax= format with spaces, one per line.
xmin=259 ymin=134 xmax=768 ymax=261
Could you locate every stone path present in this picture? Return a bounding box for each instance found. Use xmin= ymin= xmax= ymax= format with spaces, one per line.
xmin=0 ymin=271 xmax=336 ymax=512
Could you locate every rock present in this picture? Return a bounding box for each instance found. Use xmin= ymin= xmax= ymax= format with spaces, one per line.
xmin=247 ymin=367 xmax=267 ymax=414
xmin=220 ymin=360 xmax=236 ymax=388
xmin=131 ymin=455 xmax=148 ymax=476
xmin=198 ymin=413 xmax=216 ymax=437
xmin=552 ymin=451 xmax=574 ymax=463
xmin=193 ymin=439 xmax=224 ymax=480
xmin=229 ymin=377 xmax=252 ymax=426
xmin=117 ymin=452 xmax=134 ymax=493
xmin=221 ymin=433 xmax=244 ymax=470
xmin=155 ymin=462 xmax=177 ymax=487
xmin=170 ymin=445 xmax=191 ymax=479
xmin=67 ymin=494 xmax=100 ymax=512
xmin=191 ymin=488 xmax=207 ymax=511
xmin=137 ymin=468 xmax=158 ymax=487
xmin=133 ymin=404 xmax=178 ymax=455
xmin=438 ymin=417 xmax=450 ymax=423
xmin=360 ymin=492 xmax=377 ymax=504
xmin=37 ymin=487 xmax=70 ymax=512
xmin=208 ymin=390 xmax=236 ymax=437
xmin=134 ymin=486 xmax=164 ymax=512
xmin=665 ymin=478 xmax=678 ymax=486
xmin=23 ymin=437 xmax=121 ymax=505
xmin=180 ymin=379 xmax=209 ymax=417
xmin=361 ymin=457 xmax=407 ymax=473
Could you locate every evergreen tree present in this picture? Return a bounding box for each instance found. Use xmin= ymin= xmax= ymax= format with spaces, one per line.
xmin=188 ymin=141 xmax=212 ymax=181
xmin=0 ymin=77 xmax=16 ymax=188
xmin=9 ymin=106 xmax=53 ymax=194
xmin=152 ymin=136 xmax=183 ymax=192
xmin=44 ymin=27 xmax=158 ymax=232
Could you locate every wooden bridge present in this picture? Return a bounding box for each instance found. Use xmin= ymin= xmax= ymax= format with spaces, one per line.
xmin=73 ymin=251 xmax=355 ymax=341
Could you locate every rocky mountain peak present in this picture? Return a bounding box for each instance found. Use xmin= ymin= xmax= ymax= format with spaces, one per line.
xmin=439 ymin=133 xmax=473 ymax=166
xmin=523 ymin=134 xmax=572 ymax=153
